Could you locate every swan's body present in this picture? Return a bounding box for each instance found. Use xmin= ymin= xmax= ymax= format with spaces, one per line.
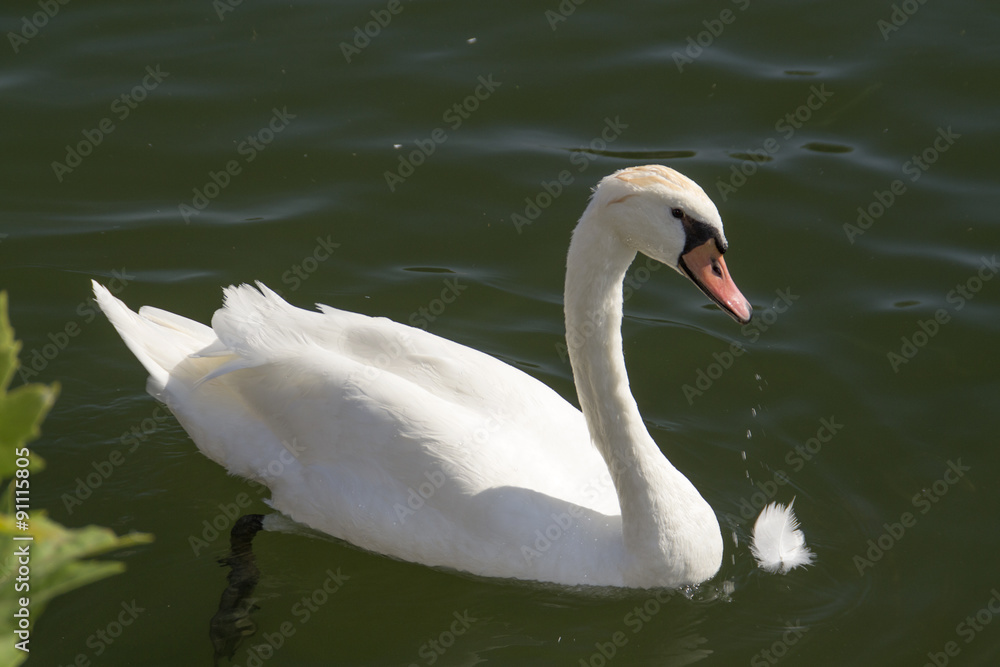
xmin=95 ymin=165 xmax=752 ymax=589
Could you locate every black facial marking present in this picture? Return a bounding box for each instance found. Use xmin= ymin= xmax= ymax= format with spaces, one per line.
xmin=677 ymin=211 xmax=727 ymax=255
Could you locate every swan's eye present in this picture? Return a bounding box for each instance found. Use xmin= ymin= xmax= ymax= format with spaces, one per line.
xmin=711 ymin=259 xmax=723 ymax=278
xmin=671 ymin=208 xmax=684 ymax=219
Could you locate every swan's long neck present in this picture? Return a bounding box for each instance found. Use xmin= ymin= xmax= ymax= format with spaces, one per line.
xmin=564 ymin=205 xmax=721 ymax=584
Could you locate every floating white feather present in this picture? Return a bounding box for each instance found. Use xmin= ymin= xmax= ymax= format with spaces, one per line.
xmin=750 ymin=500 xmax=814 ymax=574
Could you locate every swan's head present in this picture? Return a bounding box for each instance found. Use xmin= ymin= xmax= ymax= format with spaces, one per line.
xmin=592 ymin=164 xmax=752 ymax=324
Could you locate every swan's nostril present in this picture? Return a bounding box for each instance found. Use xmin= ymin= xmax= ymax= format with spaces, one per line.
xmin=711 ymin=259 xmax=723 ymax=278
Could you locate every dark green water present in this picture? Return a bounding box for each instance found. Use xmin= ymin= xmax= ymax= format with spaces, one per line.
xmin=4 ymin=0 xmax=1000 ymax=665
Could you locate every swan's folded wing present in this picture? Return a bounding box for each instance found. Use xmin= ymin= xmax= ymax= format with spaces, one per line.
xmin=200 ymin=283 xmax=616 ymax=513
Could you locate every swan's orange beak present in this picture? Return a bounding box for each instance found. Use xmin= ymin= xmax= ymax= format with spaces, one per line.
xmin=679 ymin=240 xmax=753 ymax=324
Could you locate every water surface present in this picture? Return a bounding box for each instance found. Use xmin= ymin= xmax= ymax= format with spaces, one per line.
xmin=4 ymin=1 xmax=1000 ymax=665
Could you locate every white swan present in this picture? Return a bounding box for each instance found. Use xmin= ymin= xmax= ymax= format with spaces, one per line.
xmin=94 ymin=164 xmax=752 ymax=589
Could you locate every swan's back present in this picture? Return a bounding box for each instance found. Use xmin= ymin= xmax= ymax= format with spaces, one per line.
xmin=94 ymin=282 xmax=625 ymax=585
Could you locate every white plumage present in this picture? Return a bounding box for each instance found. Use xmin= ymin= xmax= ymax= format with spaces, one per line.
xmin=750 ymin=501 xmax=815 ymax=574
xmin=94 ymin=165 xmax=757 ymax=589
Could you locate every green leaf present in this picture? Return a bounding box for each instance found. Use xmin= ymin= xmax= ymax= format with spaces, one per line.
xmin=0 ymin=292 xmax=19 ymax=394
xmin=0 ymin=290 xmax=153 ymax=666
xmin=0 ymin=510 xmax=154 ymax=615
xmin=0 ymin=383 xmax=55 ymax=476
xmin=0 ymin=292 xmax=54 ymax=474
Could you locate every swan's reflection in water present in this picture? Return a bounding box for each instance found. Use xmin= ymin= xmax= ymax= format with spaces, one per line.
xmin=210 ymin=514 xmax=264 ymax=665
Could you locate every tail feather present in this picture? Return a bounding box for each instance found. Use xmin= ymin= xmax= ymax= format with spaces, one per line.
xmin=92 ymin=281 xmax=216 ymax=394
